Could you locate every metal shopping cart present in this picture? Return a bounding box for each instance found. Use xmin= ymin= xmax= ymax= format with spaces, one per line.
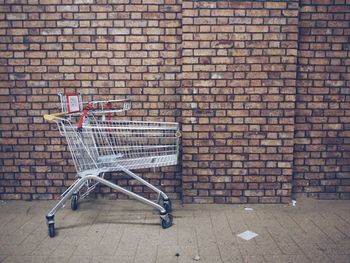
xmin=44 ymin=94 xmax=180 ymax=237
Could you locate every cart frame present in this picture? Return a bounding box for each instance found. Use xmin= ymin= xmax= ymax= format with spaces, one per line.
xmin=44 ymin=94 xmax=179 ymax=237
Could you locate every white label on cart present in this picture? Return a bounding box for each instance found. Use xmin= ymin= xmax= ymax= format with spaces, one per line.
xmin=66 ymin=94 xmax=80 ymax=113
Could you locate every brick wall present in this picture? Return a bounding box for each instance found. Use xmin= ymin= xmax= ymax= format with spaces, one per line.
xmin=0 ymin=0 xmax=182 ymax=200
xmin=180 ymin=0 xmax=299 ymax=204
xmin=0 ymin=0 xmax=349 ymax=203
xmin=293 ymin=0 xmax=350 ymax=199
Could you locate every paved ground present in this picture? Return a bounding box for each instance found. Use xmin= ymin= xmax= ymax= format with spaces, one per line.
xmin=0 ymin=198 xmax=349 ymax=263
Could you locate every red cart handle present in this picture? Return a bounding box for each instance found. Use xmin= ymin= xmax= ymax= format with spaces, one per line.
xmin=77 ymin=102 xmax=93 ymax=131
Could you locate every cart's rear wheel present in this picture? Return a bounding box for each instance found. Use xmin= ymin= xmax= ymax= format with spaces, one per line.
xmin=71 ymin=194 xmax=79 ymax=211
xmin=163 ymin=199 xmax=172 ymax=213
xmin=161 ymin=213 xmax=173 ymax=229
xmin=48 ymin=223 xmax=55 ymax=238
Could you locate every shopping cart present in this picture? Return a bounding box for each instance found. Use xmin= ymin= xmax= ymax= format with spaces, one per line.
xmin=44 ymin=94 xmax=180 ymax=237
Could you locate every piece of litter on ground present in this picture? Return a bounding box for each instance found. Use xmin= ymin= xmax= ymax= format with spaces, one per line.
xmin=237 ymin=230 xmax=258 ymax=241
xmin=193 ymin=255 xmax=200 ymax=261
xmin=292 ymin=200 xmax=296 ymax=206
xmin=244 ymin=207 xmax=254 ymax=211
xmin=175 ymin=253 xmax=180 ymax=257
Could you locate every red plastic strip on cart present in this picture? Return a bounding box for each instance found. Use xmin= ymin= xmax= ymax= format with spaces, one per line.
xmin=77 ymin=102 xmax=92 ymax=131
xmin=105 ymin=102 xmax=112 ymax=121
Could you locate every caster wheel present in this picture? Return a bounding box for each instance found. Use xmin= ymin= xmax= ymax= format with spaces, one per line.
xmin=163 ymin=199 xmax=172 ymax=213
xmin=161 ymin=213 xmax=173 ymax=229
xmin=71 ymin=194 xmax=79 ymax=211
xmin=48 ymin=223 xmax=55 ymax=238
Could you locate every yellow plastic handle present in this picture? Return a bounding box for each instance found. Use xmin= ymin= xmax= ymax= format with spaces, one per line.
xmin=44 ymin=112 xmax=65 ymax=122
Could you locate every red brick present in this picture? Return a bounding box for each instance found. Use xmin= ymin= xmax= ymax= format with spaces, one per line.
xmin=1 ymin=0 xmax=348 ymax=204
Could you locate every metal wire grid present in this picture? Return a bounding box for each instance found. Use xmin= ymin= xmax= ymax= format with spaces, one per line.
xmin=58 ymin=119 xmax=180 ymax=174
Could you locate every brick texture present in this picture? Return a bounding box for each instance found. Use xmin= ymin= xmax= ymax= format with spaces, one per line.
xmin=0 ymin=0 xmax=349 ymax=203
xmin=293 ymin=0 xmax=350 ymax=200
xmin=0 ymin=0 xmax=182 ymax=200
xmin=180 ymin=1 xmax=299 ymax=204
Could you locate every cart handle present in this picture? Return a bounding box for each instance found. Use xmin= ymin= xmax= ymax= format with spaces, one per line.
xmin=82 ymin=98 xmax=131 ymax=114
xmin=77 ymin=99 xmax=130 ymax=131
xmin=44 ymin=112 xmax=65 ymax=122
xmin=176 ymin=130 xmax=182 ymax=138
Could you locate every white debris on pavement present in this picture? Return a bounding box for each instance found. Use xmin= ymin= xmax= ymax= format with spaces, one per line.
xmin=193 ymin=255 xmax=201 ymax=261
xmin=237 ymin=230 xmax=258 ymax=241
xmin=244 ymin=207 xmax=254 ymax=211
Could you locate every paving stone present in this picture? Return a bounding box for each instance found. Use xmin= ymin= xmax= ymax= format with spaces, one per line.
xmin=197 ymin=238 xmax=221 ymax=257
xmin=156 ymin=255 xmax=178 ymax=263
xmin=0 ymin=216 xmax=32 ymax=237
xmin=297 ymin=243 xmax=333 ymax=263
xmin=46 ymin=255 xmax=72 ymax=263
xmin=197 ymin=255 xmax=223 ymax=263
xmin=0 ymin=245 xmax=16 ymax=256
xmin=239 ymin=244 xmax=265 ymax=257
xmin=328 ymin=254 xmax=350 ymax=263
xmin=114 ymin=233 xmax=140 ymax=257
xmin=218 ymin=247 xmax=243 ymax=263
xmin=156 ymin=244 xmax=180 ymax=257
xmin=92 ymin=255 xmax=134 ymax=263
xmin=0 ymin=234 xmax=27 ymax=246
xmin=243 ymin=255 xmax=266 ymax=263
xmin=31 ymin=234 xmax=66 ymax=256
xmin=0 ymin=214 xmax=16 ymax=231
xmin=14 ymin=233 xmax=47 ymax=256
xmin=2 ymin=255 xmax=48 ymax=263
xmin=50 ymin=239 xmax=77 ymax=258
xmin=0 ymin=199 xmax=349 ymax=263
xmin=274 ymin=241 xmax=303 ymax=255
xmin=67 ymin=255 xmax=92 ymax=263
xmin=263 ymin=255 xmax=310 ymax=263
xmin=0 ymin=255 xmax=6 ymax=262
xmin=177 ymin=227 xmax=199 ymax=256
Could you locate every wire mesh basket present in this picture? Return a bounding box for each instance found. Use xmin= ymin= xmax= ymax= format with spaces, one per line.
xmin=44 ymin=93 xmax=180 ymax=237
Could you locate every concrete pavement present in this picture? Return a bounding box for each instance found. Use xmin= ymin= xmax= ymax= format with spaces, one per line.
xmin=0 ymin=198 xmax=349 ymax=263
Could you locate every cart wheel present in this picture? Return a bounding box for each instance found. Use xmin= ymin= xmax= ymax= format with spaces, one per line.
xmin=71 ymin=194 xmax=79 ymax=211
xmin=161 ymin=213 xmax=173 ymax=229
xmin=163 ymin=199 xmax=172 ymax=213
xmin=48 ymin=223 xmax=55 ymax=238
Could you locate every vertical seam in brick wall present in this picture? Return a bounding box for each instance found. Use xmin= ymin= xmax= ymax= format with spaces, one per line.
xmin=292 ymin=0 xmax=303 ymax=200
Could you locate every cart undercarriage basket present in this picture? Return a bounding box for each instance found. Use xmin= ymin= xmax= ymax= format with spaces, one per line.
xmin=44 ymin=94 xmax=180 ymax=237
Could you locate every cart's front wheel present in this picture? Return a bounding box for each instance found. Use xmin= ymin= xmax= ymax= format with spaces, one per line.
xmin=71 ymin=193 xmax=79 ymax=211
xmin=161 ymin=213 xmax=173 ymax=229
xmin=48 ymin=223 xmax=55 ymax=238
xmin=163 ymin=199 xmax=172 ymax=213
